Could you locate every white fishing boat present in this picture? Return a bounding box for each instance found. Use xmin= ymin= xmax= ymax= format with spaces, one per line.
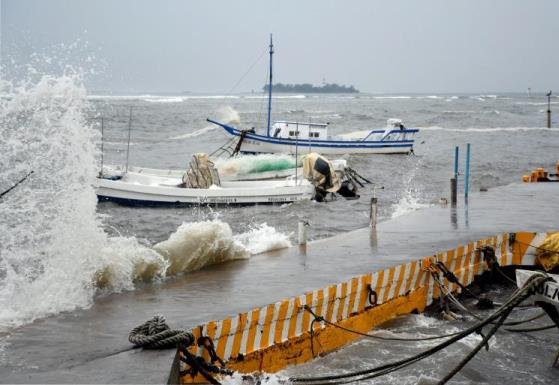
xmin=96 ymin=172 xmax=314 ymax=205
xmin=96 ymin=153 xmax=359 ymax=205
xmin=207 ymin=35 xmax=419 ymax=155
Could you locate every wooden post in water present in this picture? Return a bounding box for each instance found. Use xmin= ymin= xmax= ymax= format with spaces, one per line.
xmin=464 ymin=143 xmax=471 ymax=202
xmin=450 ymin=178 xmax=457 ymax=206
xmin=451 ymin=146 xmax=459 ymax=206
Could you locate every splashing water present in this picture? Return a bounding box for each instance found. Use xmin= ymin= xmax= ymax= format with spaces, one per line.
xmin=391 ymin=187 xmax=430 ymax=219
xmin=233 ymin=223 xmax=292 ymax=255
xmin=0 ymin=74 xmax=163 ymax=330
xmin=170 ymin=106 xmax=241 ymax=139
xmin=390 ymin=159 xmax=430 ymax=219
xmin=153 ymin=220 xmax=250 ymax=275
xmin=0 ymin=75 xmax=291 ymax=332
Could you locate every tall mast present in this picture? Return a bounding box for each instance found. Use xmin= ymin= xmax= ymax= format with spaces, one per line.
xmin=266 ymin=34 xmax=274 ymax=137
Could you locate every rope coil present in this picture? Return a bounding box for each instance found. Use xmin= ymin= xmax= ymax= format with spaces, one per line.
xmin=128 ymin=315 xmax=194 ymax=349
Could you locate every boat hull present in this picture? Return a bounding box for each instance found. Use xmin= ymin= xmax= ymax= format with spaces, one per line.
xmin=207 ymin=119 xmax=417 ymax=155
xmin=238 ymin=138 xmax=413 ymax=155
xmin=95 ymin=175 xmax=314 ymax=206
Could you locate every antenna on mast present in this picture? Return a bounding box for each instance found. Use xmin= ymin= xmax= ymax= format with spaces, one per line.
xmin=266 ymin=34 xmax=274 ymax=137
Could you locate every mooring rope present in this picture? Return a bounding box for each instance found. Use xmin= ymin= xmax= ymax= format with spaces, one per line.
xmin=512 ymin=239 xmax=559 ymax=255
xmin=0 ymin=170 xmax=33 ymax=199
xmin=290 ymin=273 xmax=549 ymax=385
xmin=431 ymin=270 xmax=547 ymax=327
xmin=303 ymin=305 xmax=464 ymax=342
xmin=506 ymin=324 xmax=558 ymax=333
xmin=434 ymin=261 xmax=480 ymax=299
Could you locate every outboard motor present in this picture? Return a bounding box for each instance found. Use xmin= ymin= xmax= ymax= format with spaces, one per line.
xmin=302 ymin=153 xmax=361 ymax=201
xmin=302 ymin=153 xmax=339 ymax=201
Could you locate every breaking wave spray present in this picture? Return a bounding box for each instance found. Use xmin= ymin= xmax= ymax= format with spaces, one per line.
xmin=0 ymin=74 xmax=290 ymax=332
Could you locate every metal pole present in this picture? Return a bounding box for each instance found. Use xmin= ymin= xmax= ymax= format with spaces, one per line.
xmin=464 ymin=143 xmax=471 ymax=202
xmin=125 ymin=106 xmax=133 ymax=174
xmin=547 ymin=91 xmax=552 ymax=128
xmin=100 ymin=117 xmax=104 ymax=176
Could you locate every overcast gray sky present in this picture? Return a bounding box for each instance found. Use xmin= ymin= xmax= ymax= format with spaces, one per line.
xmin=2 ymin=0 xmax=558 ymax=94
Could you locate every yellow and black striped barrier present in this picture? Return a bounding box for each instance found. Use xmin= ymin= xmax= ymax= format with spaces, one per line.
xmin=174 ymin=231 xmax=558 ymax=383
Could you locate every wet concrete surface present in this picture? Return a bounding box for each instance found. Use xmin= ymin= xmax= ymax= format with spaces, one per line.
xmin=1 ymin=183 xmax=558 ymax=383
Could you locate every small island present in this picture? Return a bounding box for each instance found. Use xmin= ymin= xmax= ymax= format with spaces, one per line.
xmin=263 ymin=83 xmax=359 ymax=93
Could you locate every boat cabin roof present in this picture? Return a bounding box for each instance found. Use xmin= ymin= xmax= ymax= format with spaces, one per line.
xmin=274 ymin=120 xmax=329 ymax=128
xmin=271 ymin=120 xmax=329 ymax=139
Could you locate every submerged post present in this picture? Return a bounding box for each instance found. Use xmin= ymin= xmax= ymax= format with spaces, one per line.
xmin=451 ymin=146 xmax=458 ymax=206
xmin=454 ymin=146 xmax=459 ymax=181
xmin=450 ymin=178 xmax=457 ymax=206
xmin=547 ymin=90 xmax=552 ymax=128
xmin=464 ymin=143 xmax=471 ymax=202
xmin=369 ymin=185 xmax=378 ymax=229
xmin=298 ymin=221 xmax=308 ymax=245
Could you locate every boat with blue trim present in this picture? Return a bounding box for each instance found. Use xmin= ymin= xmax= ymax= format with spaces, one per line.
xmin=207 ymin=35 xmax=419 ymax=155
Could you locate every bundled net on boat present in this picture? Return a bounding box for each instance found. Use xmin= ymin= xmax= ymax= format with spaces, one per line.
xmin=182 ymin=153 xmax=221 ymax=188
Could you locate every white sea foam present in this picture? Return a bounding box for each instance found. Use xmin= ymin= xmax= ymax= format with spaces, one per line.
xmin=183 ymin=95 xmax=240 ymax=99
xmin=391 ymin=189 xmax=430 ymax=219
xmin=143 ymin=96 xmax=184 ymax=103
xmin=152 ymin=220 xmax=250 ymax=274
xmin=0 ymin=75 xmax=290 ymax=332
xmin=87 ymin=94 xmax=143 ymax=100
xmin=373 ymin=96 xmax=412 ymax=99
xmin=516 ymin=101 xmax=559 ymax=106
xmin=87 ymin=94 xmax=241 ymax=101
xmin=244 ymin=94 xmax=306 ymax=99
xmin=391 ymin=162 xmax=430 ymax=219
xmin=233 ymin=223 xmax=292 ymax=255
xmin=418 ymin=126 xmax=559 ymax=132
xmin=222 ymin=372 xmax=287 ymax=385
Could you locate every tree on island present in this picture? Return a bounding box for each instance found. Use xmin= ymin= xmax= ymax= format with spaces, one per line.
xmin=263 ymin=83 xmax=359 ymax=93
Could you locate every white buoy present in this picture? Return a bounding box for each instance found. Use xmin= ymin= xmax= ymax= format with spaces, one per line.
xmin=298 ymin=221 xmax=309 ymax=245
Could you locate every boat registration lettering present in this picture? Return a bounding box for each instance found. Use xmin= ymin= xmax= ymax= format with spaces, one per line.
xmin=267 ymin=196 xmax=296 ymax=203
xmin=198 ymin=196 xmax=238 ymax=204
xmin=531 ymin=281 xmax=559 ymax=304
